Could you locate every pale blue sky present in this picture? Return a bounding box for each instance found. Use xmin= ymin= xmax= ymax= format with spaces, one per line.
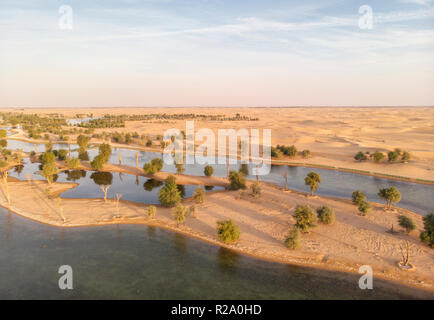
xmin=0 ymin=0 xmax=433 ymax=107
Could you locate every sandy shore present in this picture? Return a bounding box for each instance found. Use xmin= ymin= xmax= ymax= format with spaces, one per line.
xmin=1 ymin=175 xmax=433 ymax=296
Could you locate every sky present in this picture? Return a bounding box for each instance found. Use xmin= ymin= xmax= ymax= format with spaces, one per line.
xmin=0 ymin=0 xmax=433 ymax=107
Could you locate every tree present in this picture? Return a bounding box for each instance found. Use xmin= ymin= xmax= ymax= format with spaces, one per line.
xmin=398 ymin=215 xmax=416 ymax=233
xmin=216 ymin=219 xmax=240 ymax=243
xmin=388 ymin=151 xmax=399 ymax=162
xmin=172 ymin=204 xmax=188 ymax=226
xmin=98 ymin=143 xmax=112 ymax=162
xmin=304 ymin=172 xmax=321 ymax=196
xmin=0 ymin=129 xmax=7 ymax=138
xmin=57 ymin=149 xmax=68 ymax=160
xmin=352 ymin=190 xmax=366 ymax=205
xmin=0 ymin=139 xmax=7 ymax=149
xmin=42 ymin=162 xmax=58 ymax=184
xmin=78 ymin=149 xmax=89 ymax=161
xmin=76 ymin=134 xmax=91 ymax=150
xmin=373 ymin=151 xmax=384 ymax=163
xmin=90 ymin=171 xmax=113 ymax=202
xmin=41 ymin=151 xmax=56 ymax=165
xmin=146 ymin=205 xmax=157 ymax=218
xmin=401 ymin=151 xmax=411 ymax=163
xmin=158 ymin=176 xmax=181 ymax=207
xmin=193 ymin=187 xmax=205 ymax=204
xmin=239 ymin=164 xmax=249 ymax=176
xmin=143 ymin=158 xmax=163 ymax=175
xmin=294 ymin=205 xmax=317 ymax=233
xmin=285 ymin=227 xmax=300 ymax=249
xmin=66 ymin=157 xmax=80 ymax=169
xmin=286 ymin=145 xmax=297 ymax=157
xmin=204 ymin=165 xmax=214 ymax=177
xmin=229 ymin=170 xmax=247 ymax=190
xmin=358 ymin=201 xmax=371 ymax=216
xmin=316 ymin=206 xmax=335 ymax=224
xmin=250 ymin=180 xmax=261 ymax=198
xmin=302 ymin=150 xmax=311 ymax=159
xmin=354 ymin=151 xmax=367 ymax=161
xmin=420 ymin=213 xmax=434 ymax=247
xmin=91 ymin=154 xmax=105 ymax=170
xmin=378 ymin=187 xmax=401 ymax=210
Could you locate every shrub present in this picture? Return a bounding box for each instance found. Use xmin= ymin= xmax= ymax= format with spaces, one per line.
xmin=143 ymin=158 xmax=163 ymax=175
xmin=229 ymin=170 xmax=247 ymax=190
xmin=172 ymin=204 xmax=188 ymax=226
xmin=285 ymin=227 xmax=300 ymax=249
xmin=66 ymin=157 xmax=81 ymax=169
xmin=352 ymin=190 xmax=366 ymax=205
xmin=216 ymin=219 xmax=240 ymax=243
xmin=204 ymin=165 xmax=214 ymax=177
xmin=420 ymin=213 xmax=434 ymax=247
xmin=358 ymin=200 xmax=371 ymax=216
xmin=401 ymin=151 xmax=411 ymax=162
xmin=146 ymin=205 xmax=157 ymax=218
xmin=398 ymin=215 xmax=416 ymax=233
xmin=354 ymin=151 xmax=367 ymax=161
xmin=373 ymin=151 xmax=385 ymax=163
xmin=378 ymin=187 xmax=401 ymax=210
xmin=251 ymin=180 xmax=261 ymax=198
xmin=304 ymin=172 xmax=321 ymax=196
xmin=192 ymin=187 xmax=205 ymax=204
xmin=158 ymin=176 xmax=181 ymax=207
xmin=302 ymin=150 xmax=311 ymax=158
xmin=90 ymin=154 xmax=105 ymax=170
xmin=57 ymin=149 xmax=68 ymax=160
xmin=294 ymin=205 xmax=317 ymax=233
xmin=316 ymin=206 xmax=335 ymax=225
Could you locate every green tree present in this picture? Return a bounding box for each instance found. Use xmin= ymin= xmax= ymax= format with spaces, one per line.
xmin=192 ymin=187 xmax=205 ymax=204
xmin=66 ymin=157 xmax=80 ymax=169
xmin=316 ymin=206 xmax=335 ymax=225
xmin=143 ymin=158 xmax=163 ymax=175
xmin=76 ymin=134 xmax=91 ymax=150
xmin=373 ymin=151 xmax=385 ymax=163
xmin=378 ymin=187 xmax=401 ymax=210
xmin=294 ymin=205 xmax=317 ymax=233
xmin=0 ymin=129 xmax=7 ymax=138
xmin=91 ymin=154 xmax=106 ymax=170
xmin=354 ymin=151 xmax=367 ymax=161
xmin=216 ymin=219 xmax=240 ymax=243
xmin=398 ymin=215 xmax=416 ymax=233
xmin=285 ymin=227 xmax=300 ymax=249
xmin=158 ymin=176 xmax=181 ymax=207
xmin=172 ymin=204 xmax=188 ymax=226
xmin=388 ymin=151 xmax=399 ymax=162
xmin=204 ymin=165 xmax=214 ymax=177
xmin=41 ymin=151 xmax=56 ymax=165
xmin=42 ymin=162 xmax=58 ymax=184
xmin=420 ymin=213 xmax=434 ymax=247
xmin=304 ymin=172 xmax=321 ymax=196
xmin=98 ymin=143 xmax=112 ymax=162
xmin=352 ymin=190 xmax=366 ymax=205
xmin=358 ymin=200 xmax=371 ymax=216
xmin=229 ymin=170 xmax=247 ymax=190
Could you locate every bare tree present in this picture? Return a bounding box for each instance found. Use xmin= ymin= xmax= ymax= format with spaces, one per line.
xmin=0 ymin=171 xmax=11 ymax=205
xmin=282 ymin=171 xmax=288 ymax=190
xmin=399 ymin=240 xmax=411 ymax=267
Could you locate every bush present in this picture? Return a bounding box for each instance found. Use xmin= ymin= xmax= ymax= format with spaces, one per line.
xmin=398 ymin=215 xmax=416 ymax=233
xmin=352 ymin=190 xmax=366 ymax=205
xmin=420 ymin=213 xmax=434 ymax=246
xmin=192 ymin=187 xmax=205 ymax=204
xmin=145 ymin=205 xmax=157 ymax=218
xmin=172 ymin=204 xmax=188 ymax=226
xmin=285 ymin=227 xmax=300 ymax=249
xmin=143 ymin=158 xmax=163 ymax=175
xmin=91 ymin=154 xmax=105 ymax=170
xmin=250 ymin=180 xmax=261 ymax=198
xmin=57 ymin=149 xmax=68 ymax=160
xmin=316 ymin=206 xmax=335 ymax=224
xmin=158 ymin=176 xmax=181 ymax=207
xmin=354 ymin=151 xmax=368 ymax=161
xmin=294 ymin=205 xmax=317 ymax=233
xmin=216 ymin=219 xmax=240 ymax=243
xmin=401 ymin=151 xmax=411 ymax=162
xmin=302 ymin=150 xmax=311 ymax=158
xmin=373 ymin=151 xmax=384 ymax=163
xmin=358 ymin=200 xmax=371 ymax=216
xmin=66 ymin=157 xmax=81 ymax=169
xmin=204 ymin=165 xmax=214 ymax=177
xmin=229 ymin=170 xmax=247 ymax=190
